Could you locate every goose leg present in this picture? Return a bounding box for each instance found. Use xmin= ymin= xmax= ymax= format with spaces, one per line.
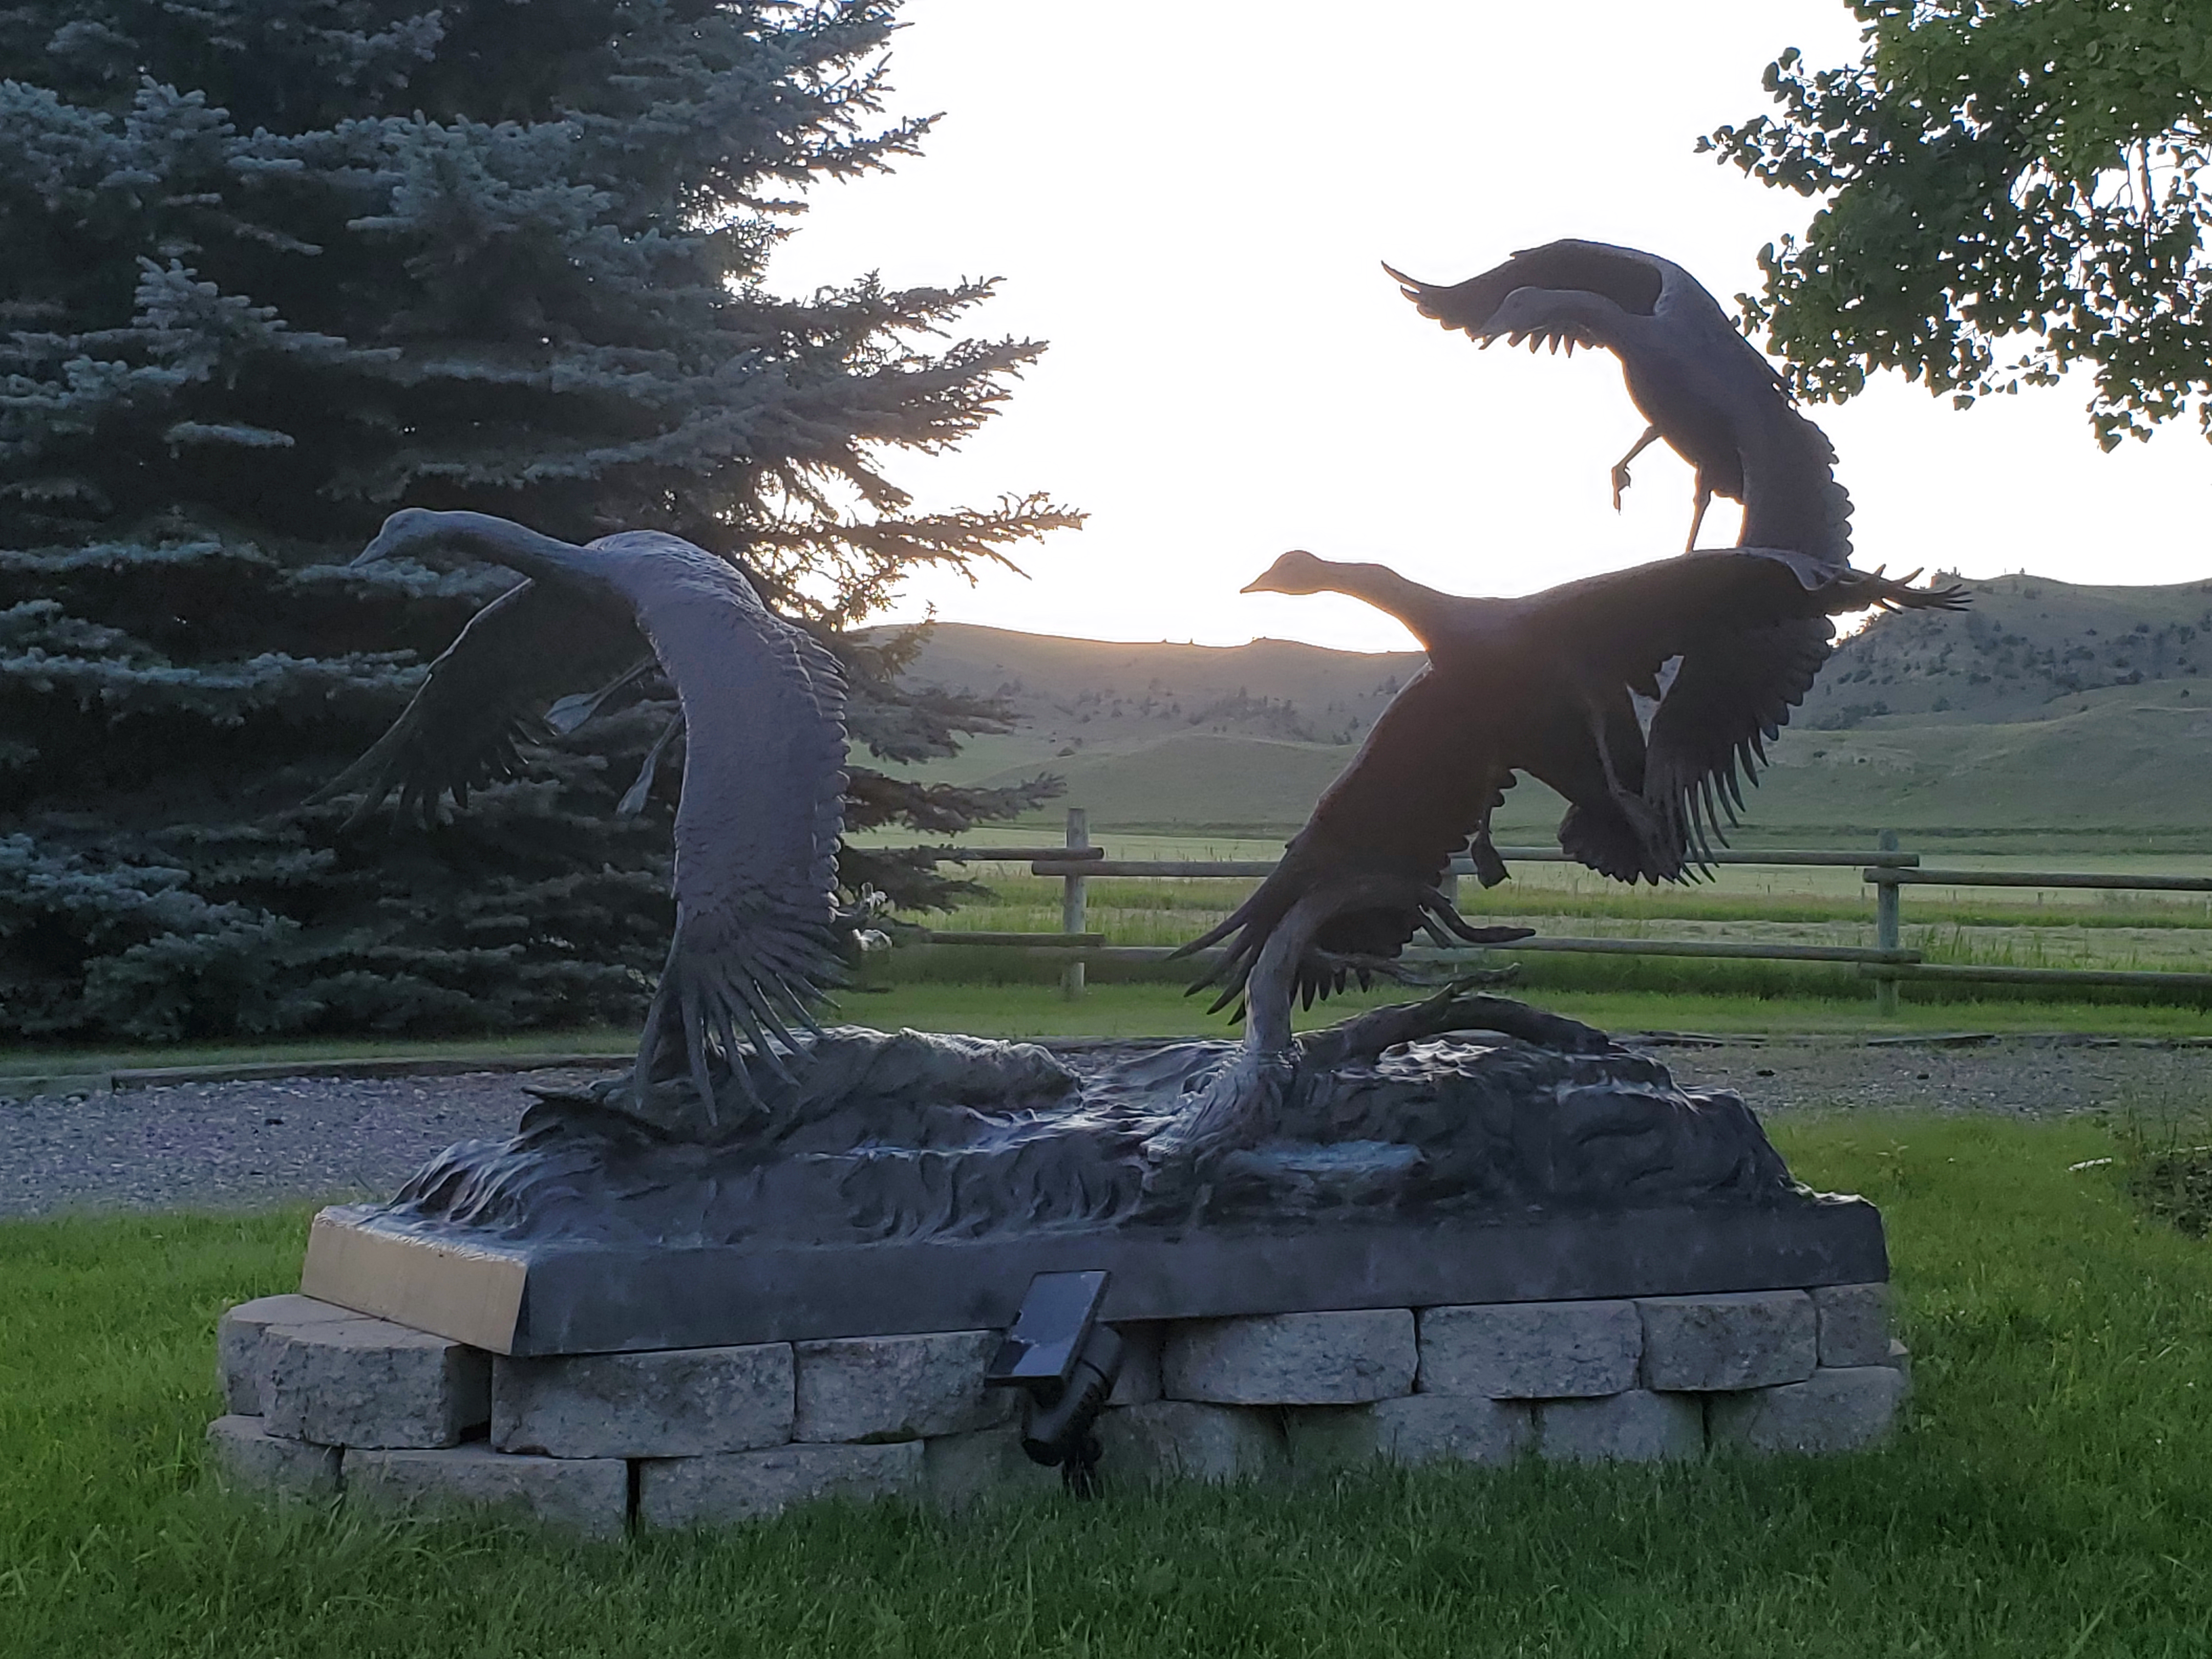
xmin=1468 ymin=825 xmax=1509 ymax=888
xmin=1582 ymin=699 xmax=1675 ymax=874
xmin=1584 ymin=698 xmax=1632 ymax=799
xmin=1684 ymin=476 xmax=1714 ymax=554
xmin=617 ymin=711 xmax=684 ymax=816
xmin=1610 ymin=425 xmax=1660 ymax=511
xmin=545 ymin=653 xmax=657 ymax=736
xmin=1144 ymin=885 xmax=1359 ymax=1170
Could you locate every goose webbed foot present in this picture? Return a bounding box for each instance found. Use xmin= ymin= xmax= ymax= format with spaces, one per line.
xmin=1610 ymin=424 xmax=1660 ymax=512
xmin=1468 ymin=831 xmax=1510 ymax=888
xmin=1140 ymin=1047 xmax=1294 ymax=1176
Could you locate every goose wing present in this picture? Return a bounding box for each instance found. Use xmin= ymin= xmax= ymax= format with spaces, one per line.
xmin=1522 ymin=552 xmax=1964 ymax=866
xmin=601 ymin=534 xmax=850 ymax=1115
xmin=1386 ymin=239 xmax=1673 ymax=350
xmin=309 ymin=578 xmax=641 ymax=830
xmin=1176 ymin=667 xmax=1525 ymax=1018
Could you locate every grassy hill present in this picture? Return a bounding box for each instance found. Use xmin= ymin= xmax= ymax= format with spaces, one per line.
xmin=877 ymin=575 xmax=2212 ymax=849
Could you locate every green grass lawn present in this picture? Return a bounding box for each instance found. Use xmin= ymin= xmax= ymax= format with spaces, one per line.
xmin=4 ymin=1113 xmax=2212 ymax=1655
xmin=5 ymin=980 xmax=2210 ymax=1084
xmin=5 ymin=981 xmax=2210 ymax=1082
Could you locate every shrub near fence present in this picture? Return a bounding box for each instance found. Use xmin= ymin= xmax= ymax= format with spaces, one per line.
xmin=900 ymin=812 xmax=2212 ymax=1011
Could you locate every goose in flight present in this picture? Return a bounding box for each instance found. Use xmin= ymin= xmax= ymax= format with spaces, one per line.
xmin=314 ymin=509 xmax=848 ymax=1126
xmin=1150 ymin=547 xmax=1962 ymax=1164
xmin=1386 ymin=239 xmax=1849 ymax=560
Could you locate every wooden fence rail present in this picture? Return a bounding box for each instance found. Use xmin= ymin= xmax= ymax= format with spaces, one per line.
xmin=901 ymin=810 xmax=2212 ymax=1009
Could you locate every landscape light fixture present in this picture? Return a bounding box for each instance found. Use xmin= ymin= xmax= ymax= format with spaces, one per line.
xmin=985 ymin=1269 xmax=1125 ymax=1496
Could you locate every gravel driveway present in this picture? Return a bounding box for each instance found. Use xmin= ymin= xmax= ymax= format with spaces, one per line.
xmin=0 ymin=1067 xmax=618 ymax=1217
xmin=2 ymin=1037 xmax=2208 ymax=1217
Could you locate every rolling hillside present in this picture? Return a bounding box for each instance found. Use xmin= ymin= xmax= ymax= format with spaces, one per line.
xmin=876 ymin=574 xmax=2212 ymax=847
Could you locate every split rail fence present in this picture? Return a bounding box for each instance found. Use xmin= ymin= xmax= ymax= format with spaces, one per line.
xmin=904 ymin=810 xmax=2212 ymax=1008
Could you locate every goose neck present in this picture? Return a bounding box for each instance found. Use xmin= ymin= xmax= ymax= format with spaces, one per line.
xmin=1323 ymin=562 xmax=1457 ymax=650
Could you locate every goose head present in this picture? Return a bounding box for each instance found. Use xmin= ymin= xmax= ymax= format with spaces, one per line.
xmin=1241 ymin=549 xmax=1337 ymax=596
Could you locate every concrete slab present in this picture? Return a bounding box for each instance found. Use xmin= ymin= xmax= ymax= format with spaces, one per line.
xmin=1637 ymin=1291 xmax=1818 ymax=1392
xmin=1287 ymin=1395 xmax=1532 ymax=1471
xmin=301 ymin=1199 xmax=1888 ymax=1356
xmin=792 ymin=1330 xmax=1013 ymax=1443
xmin=345 ymin=1443 xmax=628 ymax=1537
xmin=494 ymin=1343 xmax=793 ymax=1458
xmin=921 ymin=1425 xmax=1059 ymax=1510
xmin=1094 ymin=1401 xmax=1285 ymax=1483
xmin=1418 ymin=1300 xmax=1641 ymax=1399
xmin=637 ymin=1441 xmax=924 ymax=1529
xmin=1536 ymin=1390 xmax=1705 ymax=1463
xmin=263 ymin=1317 xmax=490 ymax=1448
xmin=217 ymin=1295 xmax=356 ymax=1416
xmin=1163 ymin=1310 xmax=1416 ymax=1406
xmin=1813 ymin=1282 xmax=1893 ymax=1368
xmin=204 ymin=1414 xmax=340 ymax=1499
xmin=1709 ymin=1365 xmax=1906 ymax=1455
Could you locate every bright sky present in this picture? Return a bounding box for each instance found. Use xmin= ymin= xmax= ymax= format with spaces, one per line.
xmin=770 ymin=0 xmax=2212 ymax=654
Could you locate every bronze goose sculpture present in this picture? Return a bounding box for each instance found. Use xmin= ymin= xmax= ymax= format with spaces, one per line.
xmin=1152 ymin=548 xmax=1962 ymax=1166
xmin=313 ymin=509 xmax=849 ymax=1127
xmin=1387 ymin=239 xmax=1849 ymax=560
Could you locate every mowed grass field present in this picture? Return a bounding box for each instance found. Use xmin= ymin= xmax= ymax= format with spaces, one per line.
xmin=6 ymin=1114 xmax=2212 ymax=1656
xmin=901 ymin=848 xmax=2212 ymax=992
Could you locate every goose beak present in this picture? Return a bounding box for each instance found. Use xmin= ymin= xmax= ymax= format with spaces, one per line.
xmin=1239 ymin=574 xmax=1276 ymax=594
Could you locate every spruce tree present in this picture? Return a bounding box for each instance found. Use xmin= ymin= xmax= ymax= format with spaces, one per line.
xmin=0 ymin=1 xmax=1073 ymax=1045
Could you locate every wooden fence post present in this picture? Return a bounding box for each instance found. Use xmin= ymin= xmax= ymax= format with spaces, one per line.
xmin=1874 ymin=828 xmax=1901 ymax=1016
xmin=1060 ymin=808 xmax=1088 ymax=1000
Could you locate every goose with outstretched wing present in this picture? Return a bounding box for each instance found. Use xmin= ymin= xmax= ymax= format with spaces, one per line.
xmin=1152 ymin=547 xmax=1962 ymax=1165
xmin=1386 ymin=239 xmax=1850 ymax=562
xmin=317 ymin=509 xmax=848 ymax=1127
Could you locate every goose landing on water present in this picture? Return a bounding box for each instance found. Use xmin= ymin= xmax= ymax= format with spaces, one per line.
xmin=312 ymin=509 xmax=850 ymax=1130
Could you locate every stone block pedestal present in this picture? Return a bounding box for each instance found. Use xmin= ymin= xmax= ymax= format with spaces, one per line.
xmin=210 ymin=1277 xmax=1906 ymax=1534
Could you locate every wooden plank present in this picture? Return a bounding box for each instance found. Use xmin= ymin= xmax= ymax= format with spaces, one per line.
xmin=1881 ymin=963 xmax=2212 ymax=990
xmin=1490 ymin=938 xmax=1921 ymax=964
xmin=1481 ymin=847 xmax=1922 ymax=868
xmin=917 ymin=936 xmax=1917 ymax=966
xmin=1866 ymin=868 xmax=2212 ymax=893
xmin=1030 ymin=860 xmax=1277 ymax=877
xmin=939 ymin=846 xmax=1104 ymax=862
xmin=1031 ymin=850 xmax=1924 ymax=878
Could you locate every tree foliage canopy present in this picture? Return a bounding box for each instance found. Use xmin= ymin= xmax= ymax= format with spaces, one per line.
xmin=1704 ymin=1 xmax=2212 ymax=447
xmin=0 ymin=0 xmax=1072 ymax=1044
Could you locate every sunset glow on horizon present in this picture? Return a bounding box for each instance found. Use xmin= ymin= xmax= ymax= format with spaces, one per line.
xmin=771 ymin=1 xmax=2212 ymax=654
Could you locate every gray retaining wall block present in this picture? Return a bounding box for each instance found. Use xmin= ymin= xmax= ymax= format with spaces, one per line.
xmin=1162 ymin=1310 xmax=1417 ymax=1406
xmin=217 ymin=1295 xmax=356 ymax=1415
xmin=345 ymin=1443 xmax=628 ymax=1538
xmin=1095 ymin=1401 xmax=1286 ymax=1483
xmin=1637 ymin=1291 xmax=1816 ymax=1392
xmin=204 ymin=1414 xmax=341 ymax=1499
xmin=1287 ymin=1394 xmax=1532 ymax=1472
xmin=1536 ymin=1390 xmax=1705 ymax=1463
xmin=1418 ymin=1300 xmax=1641 ymax=1399
xmin=1887 ymin=1338 xmax=1912 ymax=1396
xmin=493 ymin=1342 xmax=793 ymax=1458
xmin=1708 ymin=1365 xmax=1905 ymax=1456
xmin=792 ymin=1329 xmax=1013 ymax=1443
xmin=922 ymin=1425 xmax=1059 ymax=1510
xmin=638 ymin=1441 xmax=924 ymax=1529
xmin=1812 ymin=1282 xmax=1893 ymax=1368
xmin=1108 ymin=1322 xmax=1164 ymax=1407
xmin=262 ymin=1317 xmax=491 ymax=1448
